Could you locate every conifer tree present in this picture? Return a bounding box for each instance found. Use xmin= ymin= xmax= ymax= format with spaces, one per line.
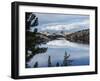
xmin=25 ymin=13 xmax=47 ymax=67
xmin=34 ymin=61 xmax=38 ymax=68
xmin=56 ymin=62 xmax=59 ymax=66
xmin=48 ymin=56 xmax=52 ymax=67
xmin=63 ymin=51 xmax=71 ymax=66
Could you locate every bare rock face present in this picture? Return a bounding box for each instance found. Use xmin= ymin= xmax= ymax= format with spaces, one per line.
xmin=65 ymin=29 xmax=89 ymax=44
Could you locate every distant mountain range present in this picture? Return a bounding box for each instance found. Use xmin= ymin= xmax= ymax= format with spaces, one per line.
xmin=38 ymin=29 xmax=89 ymax=44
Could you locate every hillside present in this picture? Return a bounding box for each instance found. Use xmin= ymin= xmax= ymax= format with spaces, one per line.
xmin=65 ymin=29 xmax=89 ymax=44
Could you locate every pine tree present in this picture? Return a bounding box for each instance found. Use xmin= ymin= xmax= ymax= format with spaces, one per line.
xmin=31 ymin=17 xmax=39 ymax=26
xmin=48 ymin=56 xmax=52 ymax=67
xmin=25 ymin=13 xmax=36 ymax=30
xmin=34 ymin=61 xmax=38 ymax=68
xmin=63 ymin=51 xmax=71 ymax=66
xmin=56 ymin=62 xmax=59 ymax=66
xmin=25 ymin=13 xmax=47 ymax=67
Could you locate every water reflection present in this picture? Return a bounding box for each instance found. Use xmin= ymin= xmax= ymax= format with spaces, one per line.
xmin=27 ymin=38 xmax=89 ymax=68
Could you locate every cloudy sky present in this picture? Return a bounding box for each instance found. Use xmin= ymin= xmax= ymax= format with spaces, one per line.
xmin=30 ymin=13 xmax=90 ymax=32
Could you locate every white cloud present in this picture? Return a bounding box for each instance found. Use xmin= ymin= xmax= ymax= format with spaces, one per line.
xmin=41 ymin=19 xmax=89 ymax=31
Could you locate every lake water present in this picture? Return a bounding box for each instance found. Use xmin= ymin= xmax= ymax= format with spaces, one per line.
xmin=27 ymin=38 xmax=89 ymax=68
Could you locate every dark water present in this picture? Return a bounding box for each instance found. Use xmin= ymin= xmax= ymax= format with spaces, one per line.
xmin=27 ymin=38 xmax=89 ymax=68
